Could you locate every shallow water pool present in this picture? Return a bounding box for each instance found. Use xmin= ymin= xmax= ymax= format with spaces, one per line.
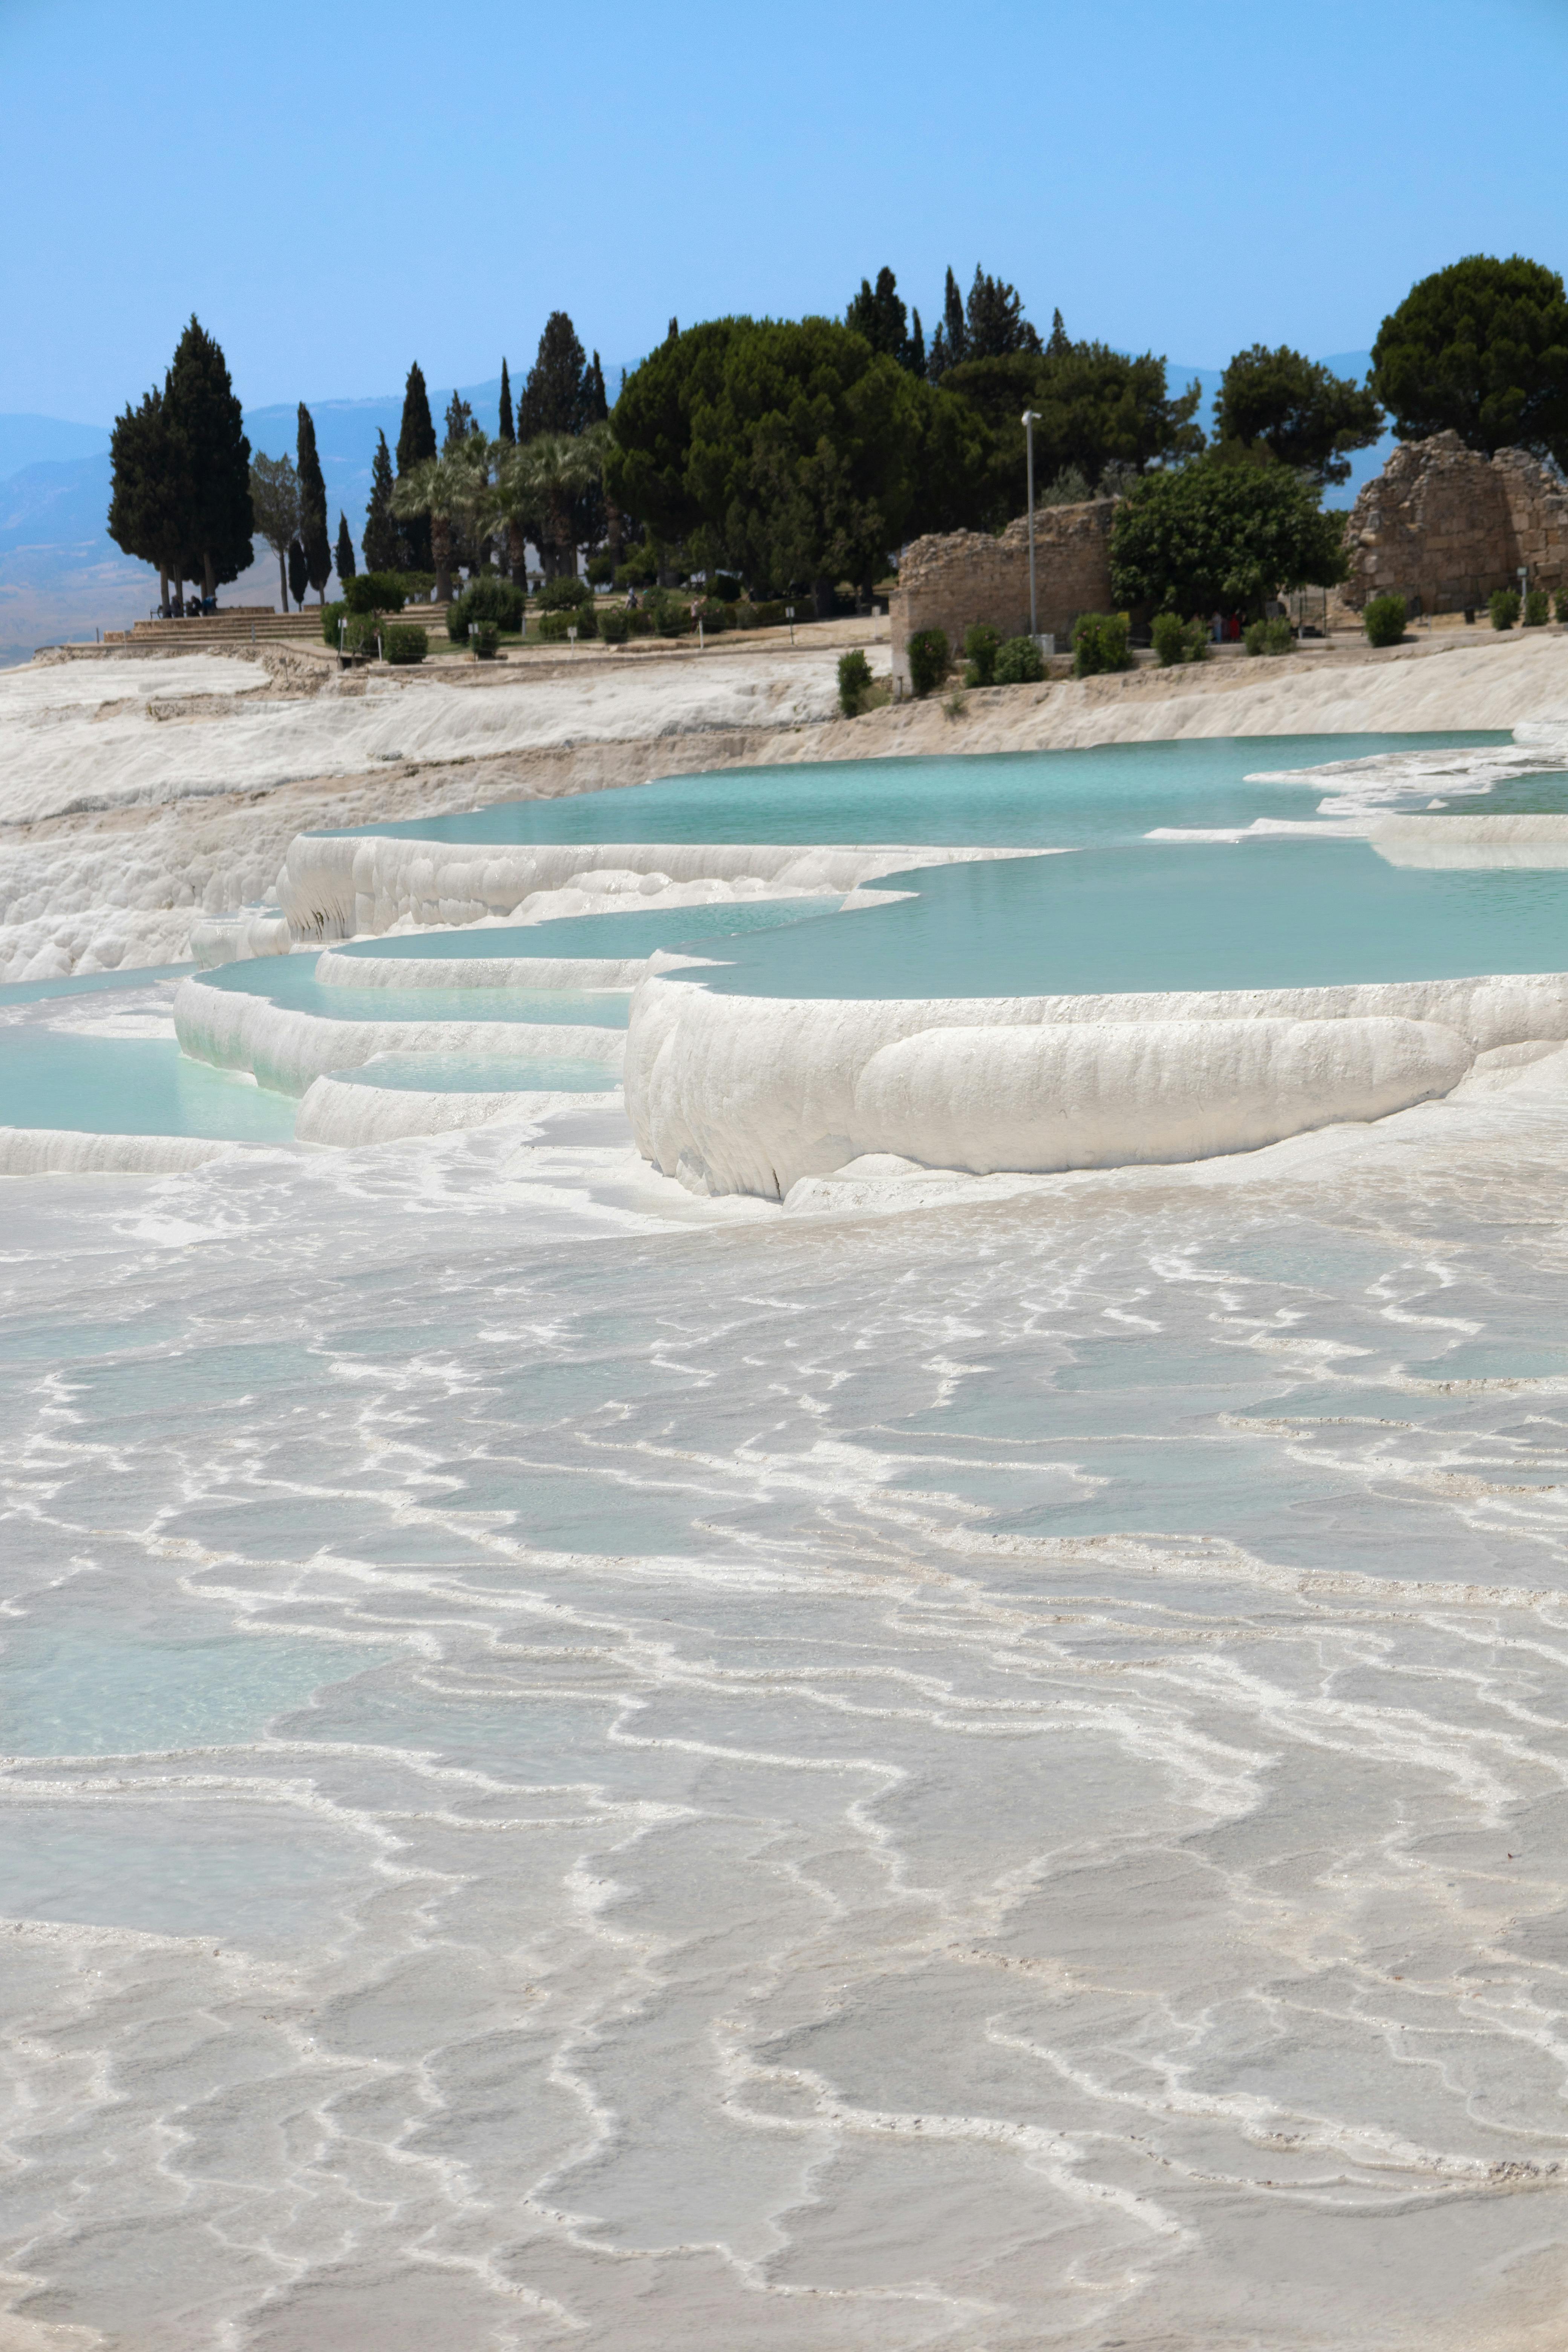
xmin=0 ymin=1031 xmax=300 ymax=1141
xmin=198 ymin=953 xmax=632 ymax=1026
xmin=689 ymin=837 xmax=1568 ymax=1000
xmin=337 ymin=734 xmax=1518 ymax=849
xmin=329 ymin=897 xmax=838 ymax=963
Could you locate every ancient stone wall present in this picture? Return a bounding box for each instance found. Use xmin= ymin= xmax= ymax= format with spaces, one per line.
xmin=1345 ymin=431 xmax=1568 ymax=611
xmin=890 ymin=501 xmax=1115 ymax=684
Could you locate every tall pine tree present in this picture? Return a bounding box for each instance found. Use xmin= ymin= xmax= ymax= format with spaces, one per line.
xmin=334 ymin=512 xmax=356 ymax=584
xmin=395 ymin=363 xmax=437 ymax=568
xmin=443 ymin=390 xmax=476 ymax=450
xmin=164 ymin=316 xmax=253 ymax=598
xmin=499 ymin=358 xmax=515 ymax=445
xmin=586 ymin=351 xmax=609 ymax=422
xmin=296 ymin=403 xmax=331 ymax=603
xmin=518 ymin=313 xmax=592 ymax=440
xmin=363 ymin=430 xmax=401 ymax=572
xmin=107 ymin=383 xmax=188 ymax=612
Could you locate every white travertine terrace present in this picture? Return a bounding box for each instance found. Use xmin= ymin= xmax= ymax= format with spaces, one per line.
xmin=1369 ymin=813 xmax=1568 ymax=867
xmin=172 ymin=975 xmax=626 ymax=1097
xmin=315 ymin=946 xmax=657 ymax=992
xmin=294 ymin=1073 xmax=622 ymax=1147
xmin=189 ymin=906 xmax=293 ymax=967
xmin=623 ymin=968 xmax=1568 ymax=1197
xmin=0 ymin=1127 xmax=242 ymax=1176
xmin=276 ymin=835 xmax=1029 ymax=941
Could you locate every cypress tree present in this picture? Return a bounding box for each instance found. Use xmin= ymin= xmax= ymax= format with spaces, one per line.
xmin=395 ymin=363 xmax=436 ymax=568
xmin=909 ymin=308 xmax=926 ymax=378
xmin=443 ymin=390 xmax=476 ymax=450
xmin=335 ymin=511 xmax=356 ymax=583
xmin=163 ymin=315 xmax=252 ymax=598
xmin=587 ymin=351 xmax=609 ymax=422
xmin=363 ymin=430 xmax=401 ymax=572
xmin=1047 ymin=307 xmax=1070 ymax=357
xmin=296 ymin=403 xmax=331 ymax=602
xmin=107 ymin=383 xmax=189 ymax=610
xmin=518 ymin=312 xmax=591 ymax=440
xmin=396 ymin=361 xmax=437 ymax=472
xmin=288 ymin=536 xmax=308 ymax=610
xmin=499 ymin=358 xmax=515 ymax=445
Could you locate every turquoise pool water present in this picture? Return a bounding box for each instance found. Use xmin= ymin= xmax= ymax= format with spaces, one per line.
xmin=338 ymin=1053 xmax=622 ymax=1093
xmin=0 ymin=962 xmax=192 ymax=1008
xmin=330 ymin=897 xmax=837 ymax=963
xmin=690 ymin=840 xmax=1568 ymax=1000
xmin=0 ymin=1032 xmax=300 ymax=1140
xmin=336 ymin=735 xmax=1517 ymax=850
xmin=197 ymin=955 xmax=631 ymax=1027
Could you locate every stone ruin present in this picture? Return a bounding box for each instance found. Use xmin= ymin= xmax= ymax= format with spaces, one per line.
xmin=1343 ymin=430 xmax=1568 ymax=613
xmin=890 ymin=500 xmax=1114 ymax=687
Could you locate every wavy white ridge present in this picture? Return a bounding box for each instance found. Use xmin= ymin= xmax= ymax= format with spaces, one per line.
xmin=173 ymin=974 xmax=626 ymax=1096
xmin=622 ymin=969 xmax=1568 ymax=1197
xmin=294 ymin=1074 xmax=622 ymax=1145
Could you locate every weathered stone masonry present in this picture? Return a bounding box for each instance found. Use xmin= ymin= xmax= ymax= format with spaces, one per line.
xmin=1344 ymin=430 xmax=1568 ymax=612
xmin=890 ymin=500 xmax=1115 ymax=686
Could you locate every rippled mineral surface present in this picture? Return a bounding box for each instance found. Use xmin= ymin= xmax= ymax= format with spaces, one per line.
xmin=5 ymin=1083 xmax=1568 ymax=2350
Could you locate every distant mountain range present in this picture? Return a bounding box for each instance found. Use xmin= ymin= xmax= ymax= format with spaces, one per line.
xmin=0 ymin=355 xmax=1389 ymax=668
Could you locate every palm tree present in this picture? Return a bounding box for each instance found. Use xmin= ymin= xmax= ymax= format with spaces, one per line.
xmin=390 ymin=444 xmax=489 ymax=602
xmin=500 ymin=430 xmax=602 ymax=580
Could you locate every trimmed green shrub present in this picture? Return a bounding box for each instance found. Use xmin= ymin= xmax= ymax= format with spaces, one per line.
xmin=1264 ymin=616 xmax=1294 ymax=654
xmin=837 ymin=648 xmax=873 ymax=715
xmin=321 ymin=599 xmax=346 ymax=647
xmin=1151 ymin=611 xmax=1187 ymax=667
xmin=343 ymin=614 xmax=381 ymax=657
xmin=755 ymin=599 xmax=791 ymax=629
xmin=1243 ymin=619 xmax=1269 ymax=656
xmin=536 ymin=574 xmax=593 ymax=612
xmin=343 ymin=571 xmax=407 ymax=616
xmin=598 ymin=604 xmax=631 ymax=644
xmin=626 ymin=605 xmax=655 ymax=637
xmin=907 ymin=628 xmax=951 ymax=697
xmin=1490 ymin=586 xmax=1522 ymax=629
xmin=962 ymin=622 xmax=1001 ymax=686
xmin=383 ymin=623 xmax=427 ymax=665
xmin=1153 ymin=612 xmax=1214 ymax=665
xmin=710 ymin=574 xmax=742 ymax=602
xmin=1363 ymin=593 xmax=1406 ymax=648
xmin=1525 ymin=587 xmax=1550 ymax=626
xmin=472 ymin=621 xmax=500 ymax=659
xmin=585 ymin=550 xmax=615 ymax=585
xmin=696 ymin=596 xmax=732 ymax=631
xmin=1556 ymin=586 xmax=1568 ymax=625
xmin=1072 ymin=612 xmax=1132 ymax=677
xmin=994 ymin=634 xmax=1046 ymax=685
xmin=448 ymin=579 xmax=525 ymax=644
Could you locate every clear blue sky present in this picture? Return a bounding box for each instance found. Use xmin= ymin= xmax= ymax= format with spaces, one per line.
xmin=3 ymin=0 xmax=1566 ymax=424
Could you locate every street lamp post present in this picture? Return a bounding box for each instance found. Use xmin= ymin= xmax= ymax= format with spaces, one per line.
xmin=1021 ymin=410 xmax=1041 ymax=639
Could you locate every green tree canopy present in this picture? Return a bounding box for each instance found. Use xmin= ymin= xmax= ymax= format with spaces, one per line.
xmin=108 ymin=385 xmax=189 ymax=592
xmin=845 ymin=268 xmax=924 ymax=374
xmin=608 ymin=315 xmax=989 ymax=604
xmin=395 ymin=364 xmax=437 ymax=569
xmin=248 ymin=452 xmax=299 ymax=611
xmin=165 ymin=315 xmax=252 ymax=594
xmin=927 ymin=265 xmax=1040 ymax=378
xmin=1110 ymin=457 xmax=1349 ymax=619
xmin=363 ymin=430 xmax=401 ymax=572
xmin=296 ymin=403 xmax=331 ymax=602
xmin=519 ymin=312 xmax=593 ymax=440
xmin=1217 ymin=345 xmax=1383 ymax=486
xmin=334 ymin=512 xmax=356 ymax=585
xmin=498 ymin=358 xmax=515 ymax=446
xmin=1370 ymin=254 xmax=1568 ymax=464
xmin=943 ymin=341 xmax=1204 ymax=521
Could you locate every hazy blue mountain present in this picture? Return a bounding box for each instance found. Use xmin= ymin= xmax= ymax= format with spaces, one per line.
xmin=0 ymin=414 xmax=109 ymax=478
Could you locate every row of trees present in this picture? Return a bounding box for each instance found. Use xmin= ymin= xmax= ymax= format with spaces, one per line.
xmin=108 ymin=254 xmax=1568 ymax=623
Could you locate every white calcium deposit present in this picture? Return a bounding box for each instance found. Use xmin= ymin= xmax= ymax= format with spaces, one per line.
xmin=624 ymin=969 xmax=1568 ymax=1197
xmin=278 ymin=836 xmax=1022 ymax=941
xmin=294 ymin=1071 xmax=623 ymax=1146
xmin=172 ymin=974 xmax=627 ymax=1096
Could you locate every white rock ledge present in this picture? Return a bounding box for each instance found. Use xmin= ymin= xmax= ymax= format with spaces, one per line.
xmin=623 ymin=968 xmax=1568 ymax=1197
xmin=295 ymin=1076 xmax=620 ymax=1146
xmin=314 ymin=948 xmax=652 ymax=992
xmin=173 ymin=975 xmax=626 ymax=1097
xmin=0 ymin=1127 xmax=248 ymax=1176
xmin=277 ymin=836 xmax=1033 ymax=942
